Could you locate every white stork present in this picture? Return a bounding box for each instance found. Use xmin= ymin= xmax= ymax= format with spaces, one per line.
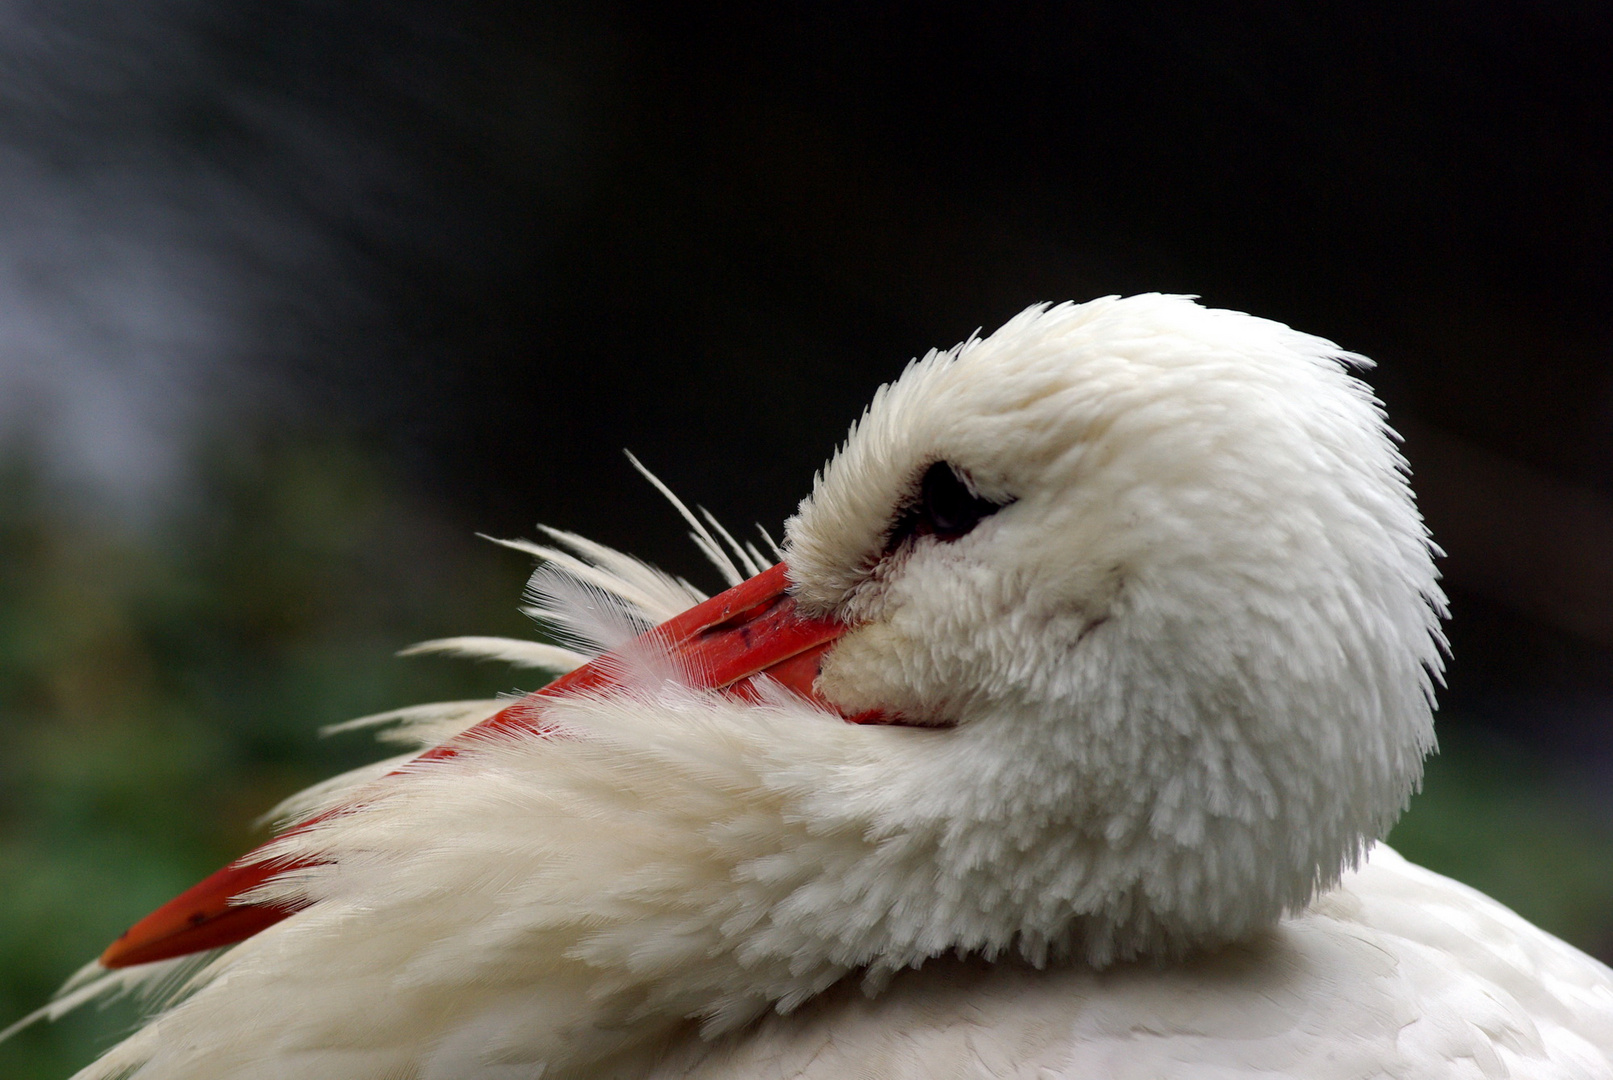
xmin=9 ymin=294 xmax=1613 ymax=1078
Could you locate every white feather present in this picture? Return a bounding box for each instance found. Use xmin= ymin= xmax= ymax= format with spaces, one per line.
xmin=20 ymin=295 xmax=1612 ymax=1080
xmin=320 ymin=699 xmax=508 ymax=742
xmin=699 ymin=507 xmax=767 ymax=579
xmin=397 ymin=637 xmax=589 ymax=672
xmin=529 ymin=525 xmax=708 ymax=620
xmin=482 ymin=533 xmax=699 ymax=631
xmin=665 ymin=847 xmax=1613 ymax=1080
xmin=625 ymin=451 xmax=747 ymax=587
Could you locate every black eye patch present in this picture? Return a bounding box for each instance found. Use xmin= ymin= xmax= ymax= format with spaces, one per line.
xmin=886 ymin=461 xmax=1013 ymax=551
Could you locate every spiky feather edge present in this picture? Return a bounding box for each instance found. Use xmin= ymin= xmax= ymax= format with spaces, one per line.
xmin=0 ymin=955 xmax=214 ymax=1045
xmin=397 ymin=638 xmax=589 ymax=671
xmin=4 ymin=461 xmax=774 ymax=1050
xmin=6 ymin=465 xmax=770 ymax=1048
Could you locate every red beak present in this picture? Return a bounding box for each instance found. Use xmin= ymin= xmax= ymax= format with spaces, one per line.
xmin=100 ymin=562 xmax=859 ymax=968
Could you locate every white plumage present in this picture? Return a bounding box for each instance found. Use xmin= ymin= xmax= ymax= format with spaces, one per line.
xmin=13 ymin=294 xmax=1613 ymax=1078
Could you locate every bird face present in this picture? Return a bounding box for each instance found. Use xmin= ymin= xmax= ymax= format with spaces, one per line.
xmin=792 ymin=296 xmax=1440 ymax=722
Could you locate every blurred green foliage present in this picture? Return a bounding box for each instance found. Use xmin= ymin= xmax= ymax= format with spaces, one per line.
xmin=0 ymin=437 xmax=531 ymax=1078
xmin=0 ymin=439 xmax=1609 ymax=1079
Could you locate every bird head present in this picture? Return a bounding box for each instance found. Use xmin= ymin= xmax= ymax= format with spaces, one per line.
xmin=781 ymin=294 xmax=1447 ymax=959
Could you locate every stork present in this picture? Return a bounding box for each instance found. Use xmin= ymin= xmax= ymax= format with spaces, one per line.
xmin=9 ymin=294 xmax=1613 ymax=1078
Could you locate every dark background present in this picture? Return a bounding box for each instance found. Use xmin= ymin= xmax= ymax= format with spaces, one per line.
xmin=2 ymin=3 xmax=1610 ymax=1075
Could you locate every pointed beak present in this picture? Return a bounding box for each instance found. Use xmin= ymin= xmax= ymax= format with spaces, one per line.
xmin=100 ymin=562 xmax=861 ymax=968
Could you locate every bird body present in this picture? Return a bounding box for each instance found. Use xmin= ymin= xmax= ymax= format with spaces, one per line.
xmin=11 ymin=295 xmax=1613 ymax=1078
xmin=663 ymin=846 xmax=1613 ymax=1080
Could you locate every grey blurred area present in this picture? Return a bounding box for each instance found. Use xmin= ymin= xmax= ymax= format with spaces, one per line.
xmin=0 ymin=2 xmax=1609 ymax=1075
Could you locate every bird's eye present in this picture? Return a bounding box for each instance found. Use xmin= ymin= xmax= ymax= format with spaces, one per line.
xmin=886 ymin=461 xmax=1011 ymax=550
xmin=921 ymin=461 xmax=995 ymax=539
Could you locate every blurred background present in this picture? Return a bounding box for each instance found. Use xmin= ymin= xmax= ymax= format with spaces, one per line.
xmin=1 ymin=2 xmax=1610 ymax=1074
